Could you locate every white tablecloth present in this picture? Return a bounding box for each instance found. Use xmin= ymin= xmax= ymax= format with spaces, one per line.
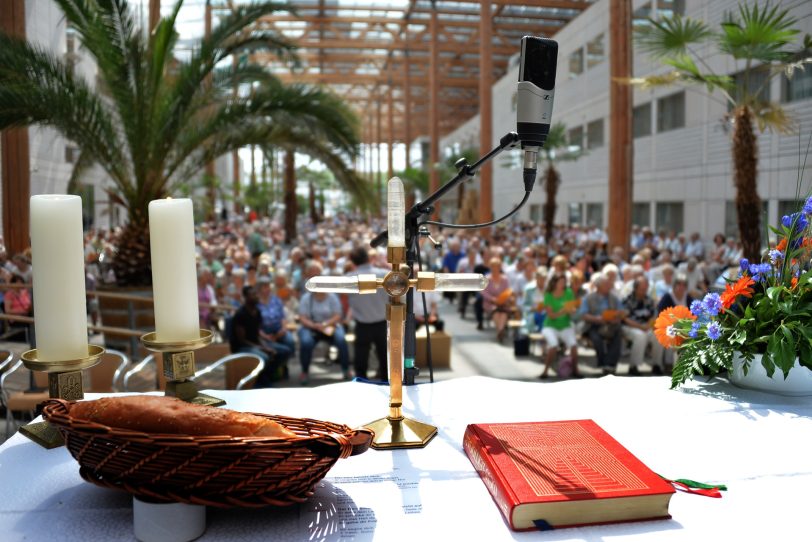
xmin=0 ymin=375 xmax=809 ymax=541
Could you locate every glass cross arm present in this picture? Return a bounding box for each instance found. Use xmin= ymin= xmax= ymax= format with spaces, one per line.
xmin=305 ymin=276 xmax=361 ymax=294
xmin=416 ymin=272 xmax=489 ymax=292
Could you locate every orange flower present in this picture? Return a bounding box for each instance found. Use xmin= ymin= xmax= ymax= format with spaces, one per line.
xmin=720 ymin=276 xmax=756 ymax=309
xmin=791 ymin=276 xmax=799 ymax=289
xmin=776 ymin=238 xmax=787 ymax=252
xmin=654 ymin=305 xmax=695 ymax=349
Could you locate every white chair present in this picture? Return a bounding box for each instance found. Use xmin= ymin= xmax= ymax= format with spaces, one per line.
xmin=193 ymin=353 xmax=265 ymax=390
xmin=122 ymin=354 xmax=156 ymax=392
xmin=1 ymin=353 xmax=48 ymax=438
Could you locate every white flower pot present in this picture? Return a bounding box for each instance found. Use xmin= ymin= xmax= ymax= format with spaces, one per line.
xmin=730 ymin=352 xmax=812 ymax=396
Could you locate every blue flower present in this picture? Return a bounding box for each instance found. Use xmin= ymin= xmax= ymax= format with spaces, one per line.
xmin=689 ymin=321 xmax=702 ymax=338
xmin=804 ymin=197 xmax=812 ymax=216
xmin=749 ymin=263 xmax=772 ymax=282
xmin=768 ymin=249 xmax=783 ymax=264
xmin=739 ymin=258 xmax=750 ymax=273
xmin=782 ymin=212 xmax=808 ymax=232
xmin=706 ymin=321 xmax=721 ymax=341
xmin=690 ymin=299 xmax=705 ymax=317
xmin=702 ymin=293 xmax=723 ymax=316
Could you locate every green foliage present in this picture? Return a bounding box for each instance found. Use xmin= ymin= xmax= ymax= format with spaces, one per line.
xmin=632 ymin=2 xmax=811 ymax=127
xmin=396 ymin=167 xmax=429 ymax=196
xmin=0 ymin=0 xmax=366 ymax=283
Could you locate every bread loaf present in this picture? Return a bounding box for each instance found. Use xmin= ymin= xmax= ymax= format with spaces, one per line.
xmin=70 ymin=395 xmax=297 ymax=438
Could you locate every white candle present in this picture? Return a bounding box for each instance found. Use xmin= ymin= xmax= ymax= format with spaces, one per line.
xmin=149 ymin=198 xmax=200 ymax=342
xmin=30 ymin=195 xmax=89 ymax=361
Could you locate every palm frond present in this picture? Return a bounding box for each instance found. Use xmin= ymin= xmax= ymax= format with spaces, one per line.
xmin=634 ymin=15 xmax=713 ymax=59
xmin=753 ymin=102 xmax=795 ymax=134
xmin=0 ymin=33 xmax=130 ymax=192
xmin=719 ymin=2 xmax=800 ymax=63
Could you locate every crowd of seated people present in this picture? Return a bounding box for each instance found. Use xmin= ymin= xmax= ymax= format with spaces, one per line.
xmin=0 ymin=214 xmax=749 ymax=385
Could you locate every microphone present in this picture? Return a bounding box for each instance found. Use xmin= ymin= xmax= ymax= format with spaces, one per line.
xmin=516 ymin=36 xmax=558 ymax=191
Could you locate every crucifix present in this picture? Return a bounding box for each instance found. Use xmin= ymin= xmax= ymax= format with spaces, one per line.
xmin=306 ymin=178 xmax=487 ymax=449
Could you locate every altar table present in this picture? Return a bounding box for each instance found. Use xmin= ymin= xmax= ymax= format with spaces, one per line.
xmin=0 ymin=375 xmax=809 ymax=541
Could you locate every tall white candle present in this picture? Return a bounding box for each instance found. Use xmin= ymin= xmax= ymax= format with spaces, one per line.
xmin=149 ymin=198 xmax=200 ymax=342
xmin=30 ymin=195 xmax=89 ymax=361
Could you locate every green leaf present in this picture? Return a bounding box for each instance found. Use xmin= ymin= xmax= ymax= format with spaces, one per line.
xmin=635 ymin=15 xmax=714 ymax=59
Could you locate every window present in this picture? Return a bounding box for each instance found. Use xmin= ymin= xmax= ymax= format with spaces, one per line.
xmin=586 ymin=203 xmax=604 ymax=228
xmin=633 ymin=2 xmax=653 ymax=26
xmin=529 ymin=204 xmax=542 ymax=223
xmin=65 ymin=145 xmax=77 ymax=164
xmin=658 ymin=0 xmax=685 ymax=17
xmin=655 ymin=202 xmax=684 ymax=233
xmin=725 ymin=201 xmax=768 ymax=240
xmin=586 ymin=119 xmax=604 ymax=149
xmin=568 ymin=126 xmax=584 ymax=151
xmin=586 ymin=34 xmax=605 ymax=68
xmin=633 ymin=202 xmax=651 ymax=228
xmin=656 ymin=92 xmax=685 ymax=132
xmin=569 ymin=48 xmax=584 ymax=77
xmin=633 ymin=103 xmax=652 ymax=138
xmin=783 ymin=68 xmax=812 ymax=103
xmin=778 ymin=200 xmax=800 ymax=222
xmin=66 ymin=26 xmax=76 ymax=54
xmin=568 ymin=203 xmax=583 ymax=226
xmin=731 ymin=68 xmax=771 ymax=106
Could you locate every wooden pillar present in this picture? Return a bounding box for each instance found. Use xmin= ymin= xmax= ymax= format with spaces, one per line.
xmin=387 ymin=75 xmax=395 ymax=180
xmin=1 ymin=0 xmax=30 ymax=255
xmin=376 ymin=96 xmax=383 ymax=215
xmin=479 ymin=1 xmax=494 ymax=226
xmin=204 ymin=0 xmax=216 ymax=221
xmin=428 ymin=0 xmax=440 ymax=219
xmin=149 ymin=0 xmax=161 ymax=32
xmin=608 ymin=0 xmax=633 ymax=251
xmin=232 ymin=55 xmax=241 ymax=215
xmin=283 ymin=150 xmax=297 ymax=243
xmin=404 ymin=48 xmax=412 ymax=169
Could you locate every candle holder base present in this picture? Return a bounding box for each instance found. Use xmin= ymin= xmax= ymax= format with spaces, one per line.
xmin=18 ymin=345 xmax=105 ymax=449
xmin=165 ymin=380 xmax=226 ymax=407
xmin=363 ymin=416 xmax=437 ymax=450
xmin=19 ymin=421 xmax=64 ymax=449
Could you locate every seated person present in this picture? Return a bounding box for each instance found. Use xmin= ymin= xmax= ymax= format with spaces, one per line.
xmin=622 ymin=276 xmax=663 ymax=375
xmin=481 ymin=257 xmax=515 ymax=342
xmin=256 ymin=276 xmax=294 ymax=381
xmin=539 ymin=274 xmax=581 ymax=379
xmin=228 ymin=285 xmax=279 ymax=388
xmin=298 ymin=289 xmax=351 ymax=384
xmin=579 ymin=272 xmax=625 ymax=373
xmin=414 ymin=289 xmax=444 ymax=332
xmin=522 ymin=266 xmax=548 ymax=334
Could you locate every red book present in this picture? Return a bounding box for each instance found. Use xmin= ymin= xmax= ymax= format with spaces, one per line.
xmin=463 ymin=420 xmax=675 ymax=531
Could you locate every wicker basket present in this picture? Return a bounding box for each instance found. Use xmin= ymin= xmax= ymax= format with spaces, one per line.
xmin=42 ymin=399 xmax=373 ymax=508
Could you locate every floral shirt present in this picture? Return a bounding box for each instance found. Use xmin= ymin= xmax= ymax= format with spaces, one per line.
xmin=623 ymin=293 xmax=657 ymax=325
xmin=258 ymin=295 xmax=286 ymax=334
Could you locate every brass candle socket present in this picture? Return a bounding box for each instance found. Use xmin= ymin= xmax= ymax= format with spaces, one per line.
xmin=19 ymin=345 xmax=105 ymax=449
xmin=140 ymin=329 xmax=225 ymax=407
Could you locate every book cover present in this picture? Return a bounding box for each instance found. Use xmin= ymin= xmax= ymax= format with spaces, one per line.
xmin=463 ymin=420 xmax=675 ymax=531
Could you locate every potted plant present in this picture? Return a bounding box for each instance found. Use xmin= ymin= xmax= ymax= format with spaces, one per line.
xmin=655 ymin=196 xmax=812 ymax=395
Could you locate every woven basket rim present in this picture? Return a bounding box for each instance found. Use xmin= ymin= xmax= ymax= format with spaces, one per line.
xmin=40 ymin=398 xmax=373 ymax=508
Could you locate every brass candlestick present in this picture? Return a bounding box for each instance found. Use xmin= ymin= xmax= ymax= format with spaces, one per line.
xmin=140 ymin=329 xmax=224 ymax=407
xmin=19 ymin=344 xmax=105 ymax=448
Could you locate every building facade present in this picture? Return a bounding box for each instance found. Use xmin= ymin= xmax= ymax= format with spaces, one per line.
xmin=440 ymin=0 xmax=812 ymax=245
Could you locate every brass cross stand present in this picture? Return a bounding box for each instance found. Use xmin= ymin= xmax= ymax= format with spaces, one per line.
xmin=18 ymin=345 xmax=105 ymax=448
xmin=306 ymin=178 xmax=487 ymax=449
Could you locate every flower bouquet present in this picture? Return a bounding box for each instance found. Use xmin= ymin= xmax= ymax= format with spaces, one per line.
xmin=655 ymin=198 xmax=812 ymax=389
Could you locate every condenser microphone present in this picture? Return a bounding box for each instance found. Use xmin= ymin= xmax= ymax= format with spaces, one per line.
xmin=517 ymin=36 xmax=557 ymax=191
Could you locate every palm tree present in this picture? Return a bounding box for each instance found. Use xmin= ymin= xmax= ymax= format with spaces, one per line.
xmin=0 ymin=0 xmax=367 ymax=285
xmin=633 ymin=3 xmax=811 ymax=261
xmin=537 ymin=123 xmax=583 ymax=243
